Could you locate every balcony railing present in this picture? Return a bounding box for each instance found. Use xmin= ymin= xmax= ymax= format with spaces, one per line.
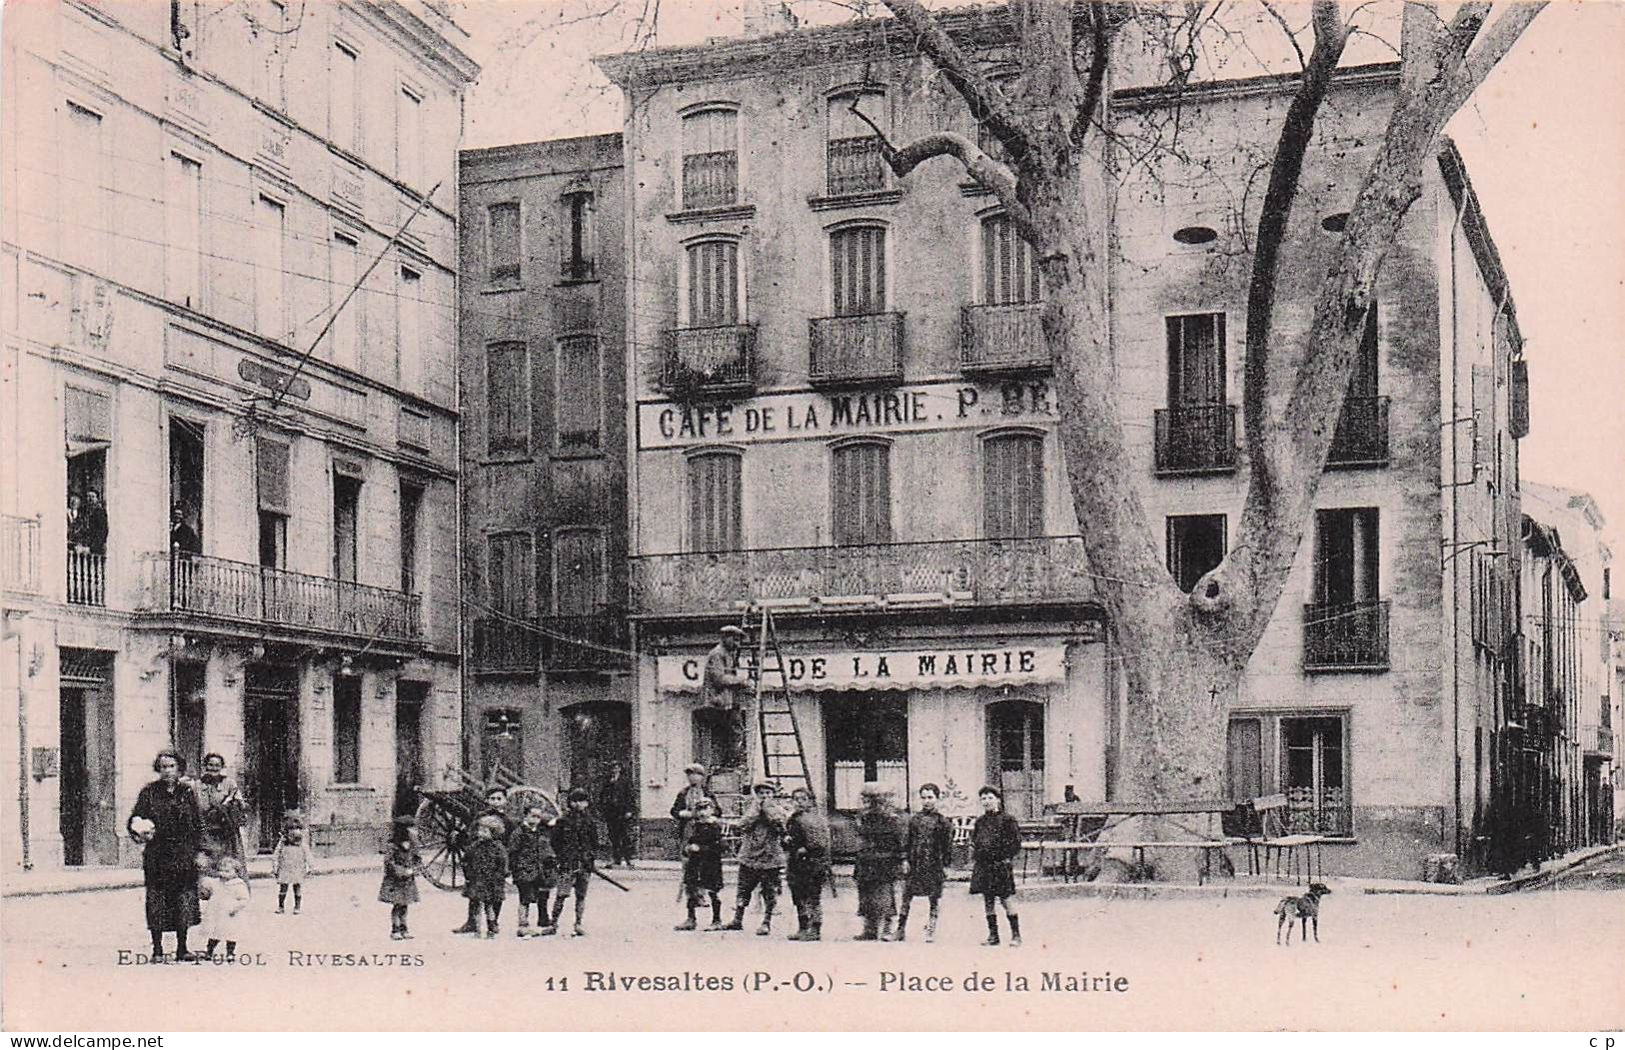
xmin=67 ymin=549 xmax=106 ymax=607
xmin=1303 ymin=600 xmax=1390 ymax=670
xmin=826 ymin=136 xmax=888 ymax=196
xmin=1 ymin=515 xmax=41 ymax=597
xmin=961 ymin=303 xmax=1049 ymax=377
xmin=1327 ymin=396 xmax=1391 ymax=468
xmin=136 ymin=552 xmax=421 ymax=645
xmin=1154 ymin=403 xmax=1238 ymax=476
xmin=682 ymin=150 xmax=738 ymax=210
xmin=631 ymin=535 xmax=1097 ymax=619
xmin=1583 ymin=722 xmax=1614 ymax=756
xmin=470 ymin=617 xmax=540 ymax=675
xmin=808 ymin=312 xmax=904 ymax=387
xmin=540 ymin=614 xmax=631 ymax=673
xmin=661 ymin=324 xmax=757 ymax=398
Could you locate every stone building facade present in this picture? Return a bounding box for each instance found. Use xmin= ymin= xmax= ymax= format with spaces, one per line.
xmin=2 ymin=0 xmax=477 ymax=867
xmin=457 ymin=135 xmax=635 ymax=803
xmin=597 ymin=7 xmax=1529 ymax=878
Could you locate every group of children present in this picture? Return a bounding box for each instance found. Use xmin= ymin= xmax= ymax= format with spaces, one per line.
xmin=380 ymin=785 xmax=600 ymax=941
xmin=671 ymin=761 xmax=1024 ymax=946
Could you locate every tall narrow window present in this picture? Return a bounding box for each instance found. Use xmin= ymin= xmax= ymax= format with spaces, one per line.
xmin=255 ymin=195 xmax=286 ymax=341
xmin=681 ymin=108 xmax=737 ymax=209
xmin=488 ymin=532 xmax=533 ymax=616
xmin=397 ymin=87 xmax=422 ymax=189
xmin=981 ymin=214 xmax=1041 ymax=305
xmin=398 ymin=481 xmax=422 ymax=594
xmin=1281 ymin=716 xmax=1349 ymax=835
xmin=330 ymin=42 xmax=359 ymax=153
xmin=983 ymin=432 xmax=1044 ymax=539
xmin=830 ymin=226 xmax=886 ymax=316
xmin=168 ymin=418 xmax=205 ymax=554
xmin=553 ymin=527 xmax=605 ymax=616
xmin=562 ymin=191 xmax=594 ymax=280
xmin=486 ymin=342 xmax=530 ymax=455
xmin=62 ymin=102 xmax=105 ymax=272
xmin=685 ymin=240 xmax=739 ymax=326
xmin=686 ymin=451 xmax=742 ymax=553
xmin=252 ymin=1 xmax=287 ymax=109
xmin=256 ymin=438 xmax=289 ymax=569
xmin=165 ymin=153 xmax=202 ymax=309
xmin=1166 ymin=514 xmax=1227 ymax=593
xmin=1167 ymin=313 xmax=1226 ymax=407
xmin=329 ymin=231 xmax=358 ymax=369
xmin=1314 ymin=508 xmax=1379 ymax=605
xmin=487 ymin=202 xmax=520 ymax=285
xmin=827 ymin=92 xmax=887 ymax=196
xmin=332 ymin=675 xmax=361 ymax=783
xmin=333 ymin=473 xmax=360 ymax=582
xmin=555 ymin=335 xmax=601 ymax=453
xmin=831 ymin=441 xmax=891 ymax=546
xmin=397 ymin=266 xmax=421 ymax=393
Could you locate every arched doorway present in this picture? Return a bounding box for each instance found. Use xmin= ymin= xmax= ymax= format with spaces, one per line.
xmin=987 ymin=699 xmax=1045 ymax=820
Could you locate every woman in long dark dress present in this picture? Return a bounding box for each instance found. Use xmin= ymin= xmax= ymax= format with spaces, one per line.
xmin=128 ymin=750 xmax=203 ymax=962
xmin=194 ymin=752 xmax=247 ymax=864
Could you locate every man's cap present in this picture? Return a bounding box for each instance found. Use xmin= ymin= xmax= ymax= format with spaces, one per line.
xmin=751 ymin=780 xmax=778 ymax=794
xmin=683 ymin=762 xmax=708 ymax=775
xmin=719 ymin=625 xmax=746 ymax=638
xmin=568 ymin=787 xmax=591 ymax=803
xmin=484 ymin=785 xmax=507 ymax=797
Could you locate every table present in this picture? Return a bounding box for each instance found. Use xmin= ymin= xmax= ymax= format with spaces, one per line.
xmin=1032 ymin=800 xmax=1240 ymax=884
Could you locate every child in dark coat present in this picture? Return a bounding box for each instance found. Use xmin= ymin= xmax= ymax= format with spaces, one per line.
xmin=452 ymin=787 xmax=512 ymax=935
xmin=462 ymin=815 xmax=510 ymax=938
xmin=784 ymin=787 xmax=832 ymax=942
xmin=724 ymin=782 xmax=787 ymax=935
xmin=675 ymin=797 xmax=726 ymax=931
xmin=379 ymin=816 xmax=421 ymax=940
xmin=508 ymin=805 xmax=558 ymax=937
xmin=853 ymin=782 xmax=906 ymax=941
xmin=899 ymin=782 xmax=954 ymax=942
xmin=549 ymin=788 xmax=598 ymax=937
xmin=970 ymin=786 xmax=1022 ymax=946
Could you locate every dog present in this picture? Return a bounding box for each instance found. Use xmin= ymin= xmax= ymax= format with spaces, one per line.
xmin=1274 ymin=882 xmax=1331 ymax=945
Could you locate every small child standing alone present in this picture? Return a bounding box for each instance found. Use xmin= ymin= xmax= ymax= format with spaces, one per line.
xmin=198 ymin=853 xmax=251 ymax=961
xmin=273 ymin=822 xmax=311 ymax=914
xmin=378 ymin=815 xmax=421 ymax=940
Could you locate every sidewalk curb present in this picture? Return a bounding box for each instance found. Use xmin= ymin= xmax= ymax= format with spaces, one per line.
xmin=1480 ymin=842 xmax=1621 ymax=895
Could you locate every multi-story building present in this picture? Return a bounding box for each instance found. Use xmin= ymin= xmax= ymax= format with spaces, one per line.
xmin=598 ymin=7 xmax=1528 ymax=877
xmin=2 ymin=1 xmax=477 ymax=868
xmin=457 ymin=135 xmax=633 ymax=798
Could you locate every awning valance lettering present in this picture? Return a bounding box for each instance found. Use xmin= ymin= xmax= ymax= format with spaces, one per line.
xmin=658 ymin=642 xmax=1067 ymax=694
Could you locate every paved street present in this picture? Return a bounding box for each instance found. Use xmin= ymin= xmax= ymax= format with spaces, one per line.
xmin=3 ymin=868 xmax=1621 ymax=1031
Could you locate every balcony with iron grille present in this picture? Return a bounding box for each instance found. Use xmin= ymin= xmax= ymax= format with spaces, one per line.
xmin=661 ymin=324 xmax=757 ymax=399
xmin=1303 ymin=600 xmax=1390 ymax=671
xmin=1153 ymin=403 xmax=1238 ymax=476
xmin=470 ymin=616 xmax=540 ymax=675
xmin=682 ymin=151 xmax=738 ymax=210
xmin=1327 ymin=396 xmax=1391 ymax=468
xmin=1583 ymin=722 xmax=1614 ymax=757
xmin=2 ymin=515 xmax=42 ymax=600
xmin=808 ymin=312 xmax=904 ymax=388
xmin=540 ymin=614 xmax=631 ymax=673
xmin=135 ymin=552 xmax=422 ymax=653
xmin=631 ymin=535 xmax=1097 ymax=620
xmin=826 ymin=136 xmax=888 ymax=197
xmin=961 ymin=303 xmax=1049 ymax=378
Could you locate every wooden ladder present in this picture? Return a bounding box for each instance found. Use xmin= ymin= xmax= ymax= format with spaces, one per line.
xmin=742 ymin=605 xmax=812 ymax=798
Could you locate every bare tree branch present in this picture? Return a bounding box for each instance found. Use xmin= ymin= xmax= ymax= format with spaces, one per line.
xmin=1438 ymin=1 xmax=1548 ymax=115
xmin=1070 ymin=0 xmax=1110 ymax=146
xmin=1258 ymin=0 xmax=1308 ymax=72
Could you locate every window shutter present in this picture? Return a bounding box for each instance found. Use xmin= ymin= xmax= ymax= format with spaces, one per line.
xmin=554 ymin=528 xmax=604 ymax=615
xmin=256 ymin=438 xmax=290 ymax=513
xmin=832 ymin=227 xmax=885 ymax=316
xmin=983 ymin=434 xmax=1043 ymax=539
xmin=687 ymin=241 xmax=737 ymax=326
xmin=488 ymin=203 xmax=520 ymax=283
xmin=1509 ymin=359 xmax=1529 ymax=438
xmin=555 ymin=336 xmax=601 ymax=451
xmin=687 ymin=453 xmax=741 ymax=552
xmin=833 ymin=443 xmax=891 ymax=545
xmin=64 ymin=387 xmax=111 ymax=448
xmin=487 ymin=343 xmax=529 ymax=454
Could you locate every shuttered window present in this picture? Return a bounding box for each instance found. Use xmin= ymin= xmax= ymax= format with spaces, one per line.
xmin=686 ymin=240 xmax=739 ymax=326
xmin=488 ymin=202 xmax=520 ymax=284
xmin=555 ymin=335 xmax=601 ymax=452
xmin=681 ymin=108 xmax=738 ymax=209
xmin=983 ymin=432 xmax=1044 ymax=539
xmin=488 ymin=532 xmax=533 ymax=616
xmin=256 ymin=438 xmax=290 ymax=513
xmin=831 ymin=441 xmax=891 ymax=545
xmin=553 ymin=527 xmax=605 ymax=615
xmin=65 ymin=387 xmax=111 ymax=448
xmin=982 ymin=215 xmax=1042 ymax=305
xmin=830 ymin=226 xmax=886 ymax=316
xmin=1167 ymin=313 xmax=1226 ymax=406
xmin=486 ymin=342 xmax=530 ymax=455
xmin=687 ymin=451 xmax=742 ymax=553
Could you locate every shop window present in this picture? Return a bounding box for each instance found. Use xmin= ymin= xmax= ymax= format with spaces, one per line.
xmin=824 ymin=692 xmax=907 ymax=810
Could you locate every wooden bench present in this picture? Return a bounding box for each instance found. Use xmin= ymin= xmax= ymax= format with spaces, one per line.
xmin=1021 ymin=839 xmax=1237 ymax=885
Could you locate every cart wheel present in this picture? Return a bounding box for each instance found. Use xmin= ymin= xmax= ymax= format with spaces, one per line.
xmin=505 ymin=784 xmax=560 ymax=823
xmin=414 ymin=797 xmax=465 ymax=891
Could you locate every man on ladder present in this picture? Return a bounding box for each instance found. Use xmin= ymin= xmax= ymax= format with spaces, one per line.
xmin=703 ymin=625 xmax=751 ymax=770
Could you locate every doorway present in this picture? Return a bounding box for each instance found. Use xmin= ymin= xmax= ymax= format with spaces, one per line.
xmin=394 ymin=681 xmax=427 ymax=816
xmin=171 ymin=662 xmax=207 ymax=778
xmin=987 ymin=699 xmax=1045 ymax=820
xmin=563 ymin=700 xmax=631 ymax=799
xmin=58 ymin=653 xmax=117 ymax=865
xmin=480 ymin=708 xmax=523 ymax=782
xmin=243 ymin=665 xmax=300 ymax=852
xmin=823 ymin=692 xmax=908 ymax=812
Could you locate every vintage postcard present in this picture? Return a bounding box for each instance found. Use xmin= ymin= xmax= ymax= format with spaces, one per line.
xmin=1 ymin=0 xmax=1622 ymax=1034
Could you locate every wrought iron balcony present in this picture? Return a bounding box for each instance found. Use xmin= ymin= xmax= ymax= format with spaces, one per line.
xmin=470 ymin=616 xmax=539 ymax=675
xmin=1327 ymin=395 xmax=1391 ymax=468
xmin=1154 ymin=403 xmax=1238 ymax=476
xmin=826 ymin=136 xmax=888 ymax=196
xmin=1 ymin=515 xmax=41 ymax=598
xmin=67 ymin=548 xmax=106 ymax=607
xmin=682 ymin=150 xmax=738 ymax=210
xmin=136 ymin=552 xmax=422 ymax=647
xmin=661 ymin=324 xmax=757 ymax=399
xmin=1303 ymin=600 xmax=1390 ymax=671
xmin=961 ymin=303 xmax=1049 ymax=377
xmin=540 ymin=614 xmax=631 ymax=673
xmin=631 ymin=535 xmax=1096 ymax=619
xmin=1583 ymin=722 xmax=1614 ymax=757
xmin=808 ymin=312 xmax=904 ymax=387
